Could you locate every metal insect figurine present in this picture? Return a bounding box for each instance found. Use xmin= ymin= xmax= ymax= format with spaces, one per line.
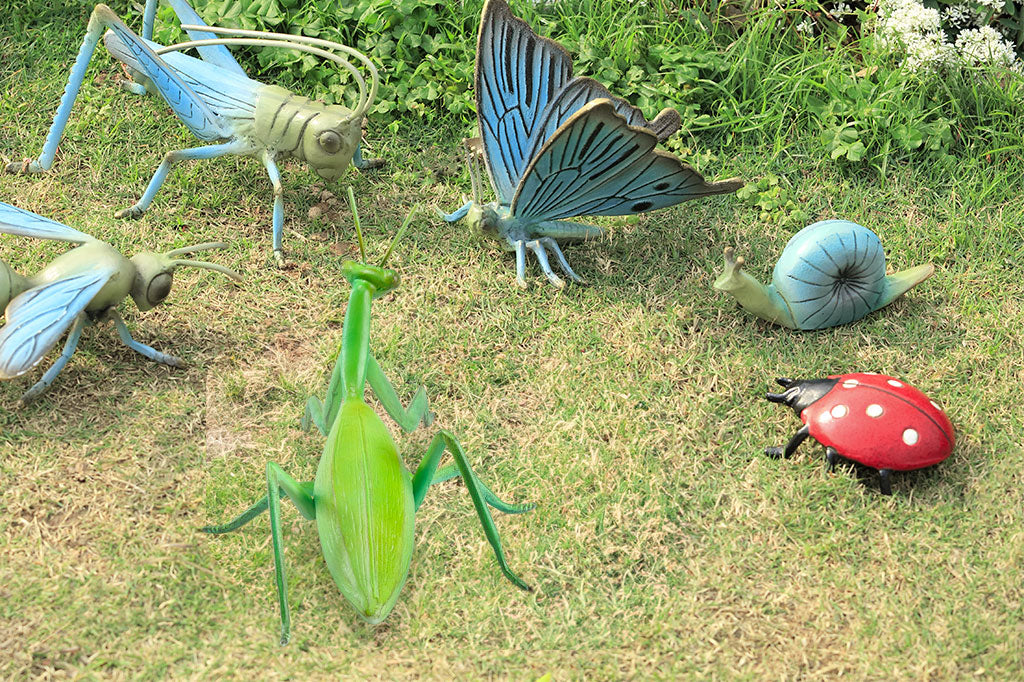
xmin=203 ymin=191 xmax=532 ymax=644
xmin=715 ymin=219 xmax=934 ymax=330
xmin=0 ymin=202 xmax=241 ymax=404
xmin=765 ymin=373 xmax=955 ymax=495
xmin=439 ymin=0 xmax=741 ymax=288
xmin=6 ymin=0 xmax=380 ymax=265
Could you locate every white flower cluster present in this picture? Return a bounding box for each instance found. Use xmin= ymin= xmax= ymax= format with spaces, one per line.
xmin=829 ymin=2 xmax=855 ymax=19
xmin=875 ymin=0 xmax=1019 ymax=72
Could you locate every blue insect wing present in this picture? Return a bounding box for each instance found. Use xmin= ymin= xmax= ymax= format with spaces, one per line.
xmin=0 ymin=203 xmax=92 ymax=244
xmin=0 ymin=264 xmax=116 ymax=379
xmin=102 ymin=20 xmax=231 ymax=141
xmin=773 ymin=220 xmax=887 ymax=330
xmin=165 ymin=0 xmax=248 ymax=76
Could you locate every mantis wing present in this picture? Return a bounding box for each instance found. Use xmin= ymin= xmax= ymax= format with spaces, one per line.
xmin=0 ymin=265 xmax=115 ymax=379
xmin=100 ymin=14 xmax=231 ymax=141
xmin=0 ymin=202 xmax=93 ymax=244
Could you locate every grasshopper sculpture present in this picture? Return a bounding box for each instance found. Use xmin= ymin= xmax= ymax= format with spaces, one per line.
xmin=7 ymin=0 xmax=380 ymax=265
xmin=203 ymin=192 xmax=532 ymax=644
xmin=0 ymin=202 xmax=241 ymax=404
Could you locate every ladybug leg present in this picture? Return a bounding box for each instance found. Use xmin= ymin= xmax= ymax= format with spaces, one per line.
xmin=878 ymin=469 xmax=893 ymax=496
xmin=825 ymin=447 xmax=839 ymax=472
xmin=765 ymin=424 xmax=809 ymax=459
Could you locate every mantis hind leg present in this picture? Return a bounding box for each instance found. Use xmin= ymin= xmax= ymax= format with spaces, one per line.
xmin=18 ymin=315 xmax=88 ymax=405
xmin=411 ymin=430 xmax=532 ymax=591
xmin=430 ymin=462 xmax=534 ymax=515
xmin=202 ymin=465 xmax=315 ymax=646
xmin=366 ymin=352 xmax=433 ymax=433
xmin=116 ymin=140 xmax=253 ymax=220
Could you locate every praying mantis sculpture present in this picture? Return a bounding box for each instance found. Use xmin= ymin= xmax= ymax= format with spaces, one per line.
xmin=203 ymin=191 xmax=532 ymax=644
xmin=0 ymin=202 xmax=241 ymax=404
xmin=6 ymin=0 xmax=380 ymax=265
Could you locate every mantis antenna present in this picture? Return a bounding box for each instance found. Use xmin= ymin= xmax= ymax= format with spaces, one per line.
xmin=346 ymin=186 xmax=366 ymax=263
xmin=167 ymin=24 xmax=379 ymax=120
xmin=380 ymin=207 xmax=417 ymax=267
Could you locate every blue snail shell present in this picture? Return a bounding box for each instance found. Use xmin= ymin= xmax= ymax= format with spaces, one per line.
xmin=772 ymin=220 xmax=887 ymax=330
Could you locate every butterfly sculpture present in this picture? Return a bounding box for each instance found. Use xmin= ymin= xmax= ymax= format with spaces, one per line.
xmin=440 ymin=0 xmax=742 ymax=288
xmin=0 ymin=202 xmax=241 ymax=404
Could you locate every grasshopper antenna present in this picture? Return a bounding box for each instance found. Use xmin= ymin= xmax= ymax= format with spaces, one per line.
xmin=347 ymin=186 xmax=366 ymax=263
xmin=380 ymin=206 xmax=417 ymax=267
xmin=163 ymin=242 xmax=243 ymax=281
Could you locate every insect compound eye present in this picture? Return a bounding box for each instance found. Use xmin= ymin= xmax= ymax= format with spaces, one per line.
xmin=147 ymin=272 xmax=173 ymax=305
xmin=318 ymin=130 xmax=342 ymax=154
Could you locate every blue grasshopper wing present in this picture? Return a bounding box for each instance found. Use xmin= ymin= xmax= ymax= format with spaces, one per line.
xmin=0 ymin=264 xmax=116 ymax=379
xmin=106 ymin=30 xmax=260 ymax=126
xmin=475 ymin=0 xmax=573 ymax=203
xmin=522 ymin=77 xmax=681 ymax=167
xmin=0 ymin=202 xmax=93 ymax=243
xmin=100 ymin=15 xmax=232 ymax=141
xmin=510 ymin=99 xmax=742 ymax=221
xmin=165 ymin=0 xmax=248 ymax=76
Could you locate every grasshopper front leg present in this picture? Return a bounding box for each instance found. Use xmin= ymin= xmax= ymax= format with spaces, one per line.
xmin=411 ymin=430 xmax=533 ymax=591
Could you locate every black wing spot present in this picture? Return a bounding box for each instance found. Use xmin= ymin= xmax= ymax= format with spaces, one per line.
xmin=632 ymin=201 xmax=653 ymax=212
xmin=654 ymin=181 xmax=670 ymax=191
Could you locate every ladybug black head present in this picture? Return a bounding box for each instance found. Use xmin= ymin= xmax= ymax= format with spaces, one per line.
xmin=765 ymin=377 xmax=839 ymax=415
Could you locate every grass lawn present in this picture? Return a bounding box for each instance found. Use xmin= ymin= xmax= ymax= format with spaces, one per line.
xmin=1 ymin=0 xmax=1023 ymax=678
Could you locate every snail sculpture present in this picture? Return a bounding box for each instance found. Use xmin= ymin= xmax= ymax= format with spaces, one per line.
xmin=714 ymin=220 xmax=934 ymax=330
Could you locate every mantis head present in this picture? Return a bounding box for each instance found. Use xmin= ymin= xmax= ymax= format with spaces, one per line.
xmin=341 ymin=187 xmax=416 ymax=298
xmin=130 ymin=243 xmax=243 ymax=311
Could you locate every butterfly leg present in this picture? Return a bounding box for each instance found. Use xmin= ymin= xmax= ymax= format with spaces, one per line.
xmin=437 ymin=200 xmax=473 ymax=223
xmin=18 ymin=315 xmax=88 ymax=406
xmin=261 ymin=150 xmax=287 ymax=267
xmin=110 ymin=310 xmax=183 ymax=368
xmin=514 ymin=240 xmax=528 ymax=289
xmin=539 ymin=237 xmax=584 ymax=284
xmin=526 ymin=240 xmax=565 ymax=289
xmin=115 ymin=140 xmax=253 ymax=220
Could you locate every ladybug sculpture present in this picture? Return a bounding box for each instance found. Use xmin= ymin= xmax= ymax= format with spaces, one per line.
xmin=764 ymin=372 xmax=954 ymax=494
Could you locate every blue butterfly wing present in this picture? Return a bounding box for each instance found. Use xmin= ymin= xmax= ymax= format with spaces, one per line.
xmin=165 ymin=0 xmax=248 ymax=77
xmin=511 ymin=100 xmax=741 ymax=221
xmin=476 ymin=0 xmax=573 ymax=203
xmin=0 ymin=265 xmax=116 ymax=379
xmin=101 ymin=17 xmax=232 ymax=141
xmin=521 ymin=77 xmax=681 ymax=165
xmin=0 ymin=202 xmax=93 ymax=243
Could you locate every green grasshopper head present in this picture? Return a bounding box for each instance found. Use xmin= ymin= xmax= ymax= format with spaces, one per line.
xmin=303 ymin=108 xmax=361 ymax=182
xmin=130 ymin=243 xmax=243 ymax=311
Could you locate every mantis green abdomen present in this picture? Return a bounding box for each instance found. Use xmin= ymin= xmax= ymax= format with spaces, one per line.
xmin=315 ymin=400 xmax=415 ymax=623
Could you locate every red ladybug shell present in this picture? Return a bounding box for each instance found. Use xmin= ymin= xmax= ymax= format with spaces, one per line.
xmin=800 ymin=373 xmax=954 ymax=471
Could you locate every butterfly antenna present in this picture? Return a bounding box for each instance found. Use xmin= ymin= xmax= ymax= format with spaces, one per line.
xmin=347 ymin=186 xmax=366 ymax=263
xmin=379 ymin=206 xmax=417 ymax=267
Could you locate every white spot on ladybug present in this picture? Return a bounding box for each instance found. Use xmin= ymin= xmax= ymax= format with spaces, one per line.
xmin=830 ymin=404 xmax=849 ymax=418
xmin=930 ymin=400 xmax=941 ymax=410
xmin=864 ymin=372 xmax=878 ymax=375
xmin=902 ymin=428 xmax=919 ymax=445
xmin=887 ymin=379 xmax=904 ymax=388
xmin=866 ymin=404 xmax=884 ymax=417
xmin=842 ymin=379 xmax=859 ymax=388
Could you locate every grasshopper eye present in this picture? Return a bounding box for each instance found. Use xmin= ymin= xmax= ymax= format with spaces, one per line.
xmin=318 ymin=131 xmax=342 ymax=154
xmin=147 ymin=272 xmax=173 ymax=305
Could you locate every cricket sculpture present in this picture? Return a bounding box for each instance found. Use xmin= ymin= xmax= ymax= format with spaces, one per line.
xmin=440 ymin=0 xmax=742 ymax=288
xmin=203 ymin=192 xmax=533 ymax=644
xmin=6 ymin=0 xmax=380 ymax=265
xmin=0 ymin=202 xmax=241 ymax=404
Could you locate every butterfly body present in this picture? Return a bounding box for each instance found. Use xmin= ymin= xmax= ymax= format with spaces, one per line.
xmin=442 ymin=0 xmax=741 ymax=288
